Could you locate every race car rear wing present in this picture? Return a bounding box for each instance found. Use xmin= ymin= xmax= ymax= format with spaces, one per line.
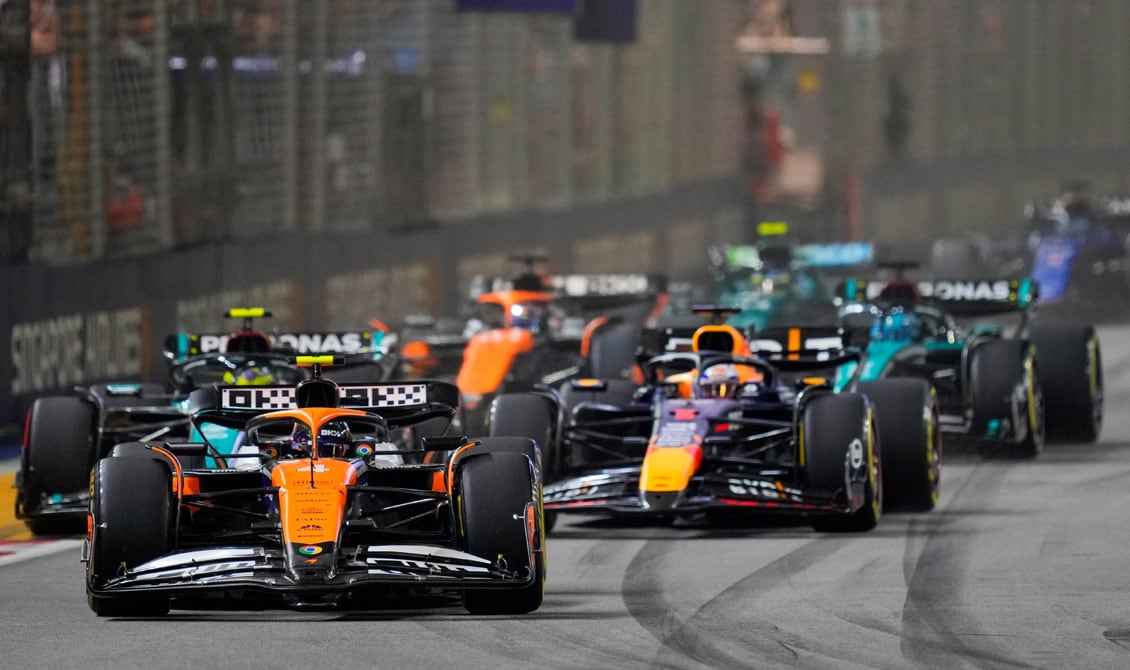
xmin=747 ymin=326 xmax=864 ymax=371
xmin=216 ymin=380 xmax=459 ymax=413
xmin=837 ymin=278 xmax=1038 ymax=316
xmin=164 ymin=329 xmax=394 ymax=362
xmin=190 ymin=380 xmax=460 ymax=431
xmin=470 ymin=273 xmax=667 ymax=301
xmin=711 ymin=242 xmax=874 ymax=271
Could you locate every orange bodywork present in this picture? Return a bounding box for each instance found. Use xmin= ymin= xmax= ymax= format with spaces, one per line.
xmin=692 ymin=324 xmax=752 ymax=356
xmin=639 ymin=443 xmax=702 ymax=493
xmin=579 ymin=316 xmax=609 ymax=360
xmin=456 ymin=329 xmax=535 ymax=395
xmin=259 ymin=407 xmax=370 ymax=546
xmin=477 ymin=290 xmax=555 ymax=327
xmin=272 ymin=458 xmax=359 ymax=546
xmin=659 ymin=324 xmax=764 ymax=398
xmin=454 ymin=290 xmax=554 ymax=395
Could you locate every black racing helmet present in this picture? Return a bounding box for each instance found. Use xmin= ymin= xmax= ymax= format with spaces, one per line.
xmin=316 ymin=420 xmax=352 ymax=459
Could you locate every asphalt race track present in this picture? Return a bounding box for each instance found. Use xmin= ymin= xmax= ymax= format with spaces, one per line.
xmin=3 ymin=324 xmax=1130 ymax=670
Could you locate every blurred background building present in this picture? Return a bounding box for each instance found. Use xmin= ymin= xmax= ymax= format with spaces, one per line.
xmin=4 ymin=0 xmax=1129 ymax=266
xmin=1 ymin=0 xmax=1129 ymax=425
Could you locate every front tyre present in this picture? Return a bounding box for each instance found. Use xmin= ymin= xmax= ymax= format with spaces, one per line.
xmin=803 ymin=393 xmax=881 ymax=533
xmin=458 ymin=450 xmax=544 ymax=615
xmin=20 ymin=396 xmax=97 ymax=534
xmin=970 ymin=339 xmax=1044 ymax=458
xmin=87 ymin=457 xmax=172 ymax=617
xmin=859 ymin=378 xmax=941 ymax=512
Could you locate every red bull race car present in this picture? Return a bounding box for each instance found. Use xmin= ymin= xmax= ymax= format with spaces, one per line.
xmin=484 ymin=320 xmax=938 ymax=533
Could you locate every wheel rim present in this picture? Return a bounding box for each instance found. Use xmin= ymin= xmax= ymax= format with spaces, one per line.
xmin=1088 ymin=336 xmax=1103 ymax=433
xmin=925 ymin=393 xmax=941 ymax=506
xmin=1025 ymin=352 xmax=1045 ymax=451
xmin=867 ymin=410 xmax=881 ymax=522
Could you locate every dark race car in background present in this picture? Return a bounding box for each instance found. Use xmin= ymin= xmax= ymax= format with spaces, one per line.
xmin=834 ymin=275 xmax=1103 ymax=456
xmin=15 ymin=308 xmax=394 ymax=535
xmin=705 ymin=222 xmax=875 ymax=333
xmin=930 ymin=192 xmax=1130 ymax=321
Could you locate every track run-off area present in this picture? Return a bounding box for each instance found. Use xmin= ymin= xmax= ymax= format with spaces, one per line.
xmin=3 ymin=324 xmax=1130 ymax=669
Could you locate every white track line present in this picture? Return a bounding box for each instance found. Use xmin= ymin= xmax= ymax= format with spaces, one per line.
xmin=0 ymin=539 xmax=83 ymax=568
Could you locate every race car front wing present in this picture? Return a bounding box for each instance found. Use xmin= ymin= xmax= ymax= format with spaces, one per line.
xmin=543 ymin=467 xmax=853 ymax=515
xmin=84 ymin=543 xmax=535 ymax=598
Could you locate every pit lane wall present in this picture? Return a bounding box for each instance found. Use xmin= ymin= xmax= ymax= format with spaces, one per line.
xmin=0 ymin=178 xmax=743 ymax=429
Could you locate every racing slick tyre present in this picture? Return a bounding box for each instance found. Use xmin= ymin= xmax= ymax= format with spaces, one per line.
xmin=87 ymin=456 xmax=173 ymax=617
xmin=488 ymin=394 xmax=558 ymax=531
xmin=20 ymin=396 xmax=97 ymax=535
xmin=458 ymin=449 xmax=544 ymax=615
xmin=558 ymin=378 xmax=639 ymax=479
xmin=969 ymin=339 xmax=1044 ymax=458
xmin=858 ymin=379 xmax=941 ymax=512
xmin=1029 ymin=323 xmax=1103 ymax=443
xmin=586 ymin=318 xmax=642 ymax=379
xmin=559 ymin=378 xmax=639 ymax=415
xmin=108 ymin=442 xmax=194 ymax=470
xmin=802 ymin=393 xmax=881 ymax=533
xmin=487 ymin=393 xmax=556 ymax=478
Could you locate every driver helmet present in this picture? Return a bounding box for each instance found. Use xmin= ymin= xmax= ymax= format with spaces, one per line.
xmin=289 ymin=423 xmax=313 ymax=457
xmin=225 ymin=363 xmax=275 ymax=386
xmin=698 ymin=363 xmax=742 ymax=399
xmin=870 ymin=309 xmax=923 ymax=342
xmin=316 ymin=420 xmax=353 ymax=459
xmin=510 ymin=301 xmax=549 ymax=332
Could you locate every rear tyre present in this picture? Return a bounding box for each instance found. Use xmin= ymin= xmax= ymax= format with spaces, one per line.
xmin=20 ymin=396 xmax=97 ymax=534
xmin=558 ymin=378 xmax=639 ymax=470
xmin=558 ymin=378 xmax=639 ymax=415
xmin=87 ymin=457 xmax=172 ymax=616
xmin=1030 ymin=323 xmax=1102 ymax=443
xmin=487 ymin=393 xmax=556 ymax=479
xmin=586 ymin=318 xmax=641 ymax=379
xmin=859 ymin=379 xmax=940 ymax=512
xmin=803 ymin=393 xmax=881 ymax=532
xmin=970 ymin=339 xmax=1044 ymax=458
xmin=459 ymin=450 xmax=544 ymax=615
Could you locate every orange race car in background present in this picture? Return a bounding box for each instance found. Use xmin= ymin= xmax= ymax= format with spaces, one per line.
xmin=402 ymin=256 xmax=669 ymax=434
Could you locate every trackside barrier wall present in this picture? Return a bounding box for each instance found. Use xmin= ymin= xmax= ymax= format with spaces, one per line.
xmin=0 ymin=177 xmax=743 ymax=430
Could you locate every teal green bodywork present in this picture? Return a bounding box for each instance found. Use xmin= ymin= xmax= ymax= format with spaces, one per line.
xmin=717 ymin=271 xmax=829 ymax=333
xmin=191 ymin=420 xmax=244 ymax=467
xmin=834 ymin=340 xmax=965 ymax=391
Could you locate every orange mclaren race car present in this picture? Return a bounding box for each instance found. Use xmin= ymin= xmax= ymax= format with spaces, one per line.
xmin=407 ymin=260 xmax=668 ymax=434
xmin=83 ymin=356 xmax=545 ymax=616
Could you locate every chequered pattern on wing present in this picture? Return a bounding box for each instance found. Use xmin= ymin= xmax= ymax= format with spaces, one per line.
xmin=222 ymin=384 xmax=428 ymax=410
xmin=221 ymin=387 xmax=296 ymax=410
